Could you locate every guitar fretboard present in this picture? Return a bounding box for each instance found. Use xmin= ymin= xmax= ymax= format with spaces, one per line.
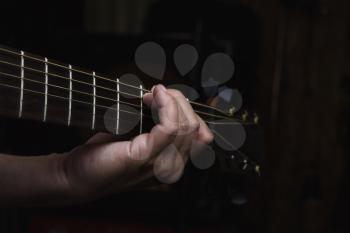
xmin=0 ymin=45 xmax=152 ymax=138
xmin=0 ymin=44 xmax=257 ymax=131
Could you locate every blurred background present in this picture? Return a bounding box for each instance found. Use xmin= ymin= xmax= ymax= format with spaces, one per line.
xmin=0 ymin=0 xmax=349 ymax=233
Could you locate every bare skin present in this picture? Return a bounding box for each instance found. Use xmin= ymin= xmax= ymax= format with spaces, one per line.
xmin=0 ymin=85 xmax=213 ymax=205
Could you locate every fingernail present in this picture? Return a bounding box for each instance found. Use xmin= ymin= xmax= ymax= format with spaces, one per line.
xmin=143 ymin=92 xmax=152 ymax=98
xmin=151 ymin=86 xmax=156 ymax=93
xmin=156 ymin=85 xmax=167 ymax=99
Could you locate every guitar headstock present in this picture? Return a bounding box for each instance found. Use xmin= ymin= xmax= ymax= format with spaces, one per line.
xmin=189 ymin=101 xmax=261 ymax=177
xmin=208 ymin=107 xmax=261 ymax=177
xmin=227 ymin=108 xmax=259 ymax=125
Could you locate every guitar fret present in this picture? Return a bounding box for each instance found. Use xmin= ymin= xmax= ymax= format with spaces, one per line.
xmin=43 ymin=57 xmax=48 ymax=122
xmin=19 ymin=50 xmax=24 ymax=118
xmin=0 ymin=45 xmax=164 ymax=138
xmin=116 ymin=78 xmax=120 ymax=135
xmin=140 ymin=85 xmax=143 ymax=134
xmin=92 ymin=71 xmax=96 ymax=130
xmin=67 ymin=64 xmax=72 ymax=126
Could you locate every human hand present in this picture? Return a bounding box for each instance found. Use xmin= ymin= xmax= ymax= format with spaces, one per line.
xmin=59 ymin=85 xmax=213 ymax=201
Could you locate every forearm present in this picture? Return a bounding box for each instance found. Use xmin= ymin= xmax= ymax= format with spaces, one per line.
xmin=0 ymin=153 xmax=71 ymax=205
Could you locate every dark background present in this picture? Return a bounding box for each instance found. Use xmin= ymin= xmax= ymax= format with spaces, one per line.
xmin=0 ymin=0 xmax=349 ymax=233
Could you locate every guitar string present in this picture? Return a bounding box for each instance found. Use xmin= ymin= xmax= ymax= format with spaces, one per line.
xmin=0 ymin=82 xmax=152 ymax=119
xmin=206 ymin=120 xmax=256 ymax=126
xmin=0 ymin=59 xmax=234 ymax=121
xmin=0 ymin=81 xmax=256 ymax=134
xmin=210 ymin=128 xmax=236 ymax=151
xmin=0 ymin=47 xmax=231 ymax=117
xmin=210 ymin=128 xmax=254 ymax=161
xmin=0 ymin=71 xmax=238 ymax=121
xmin=0 ymin=70 xmax=143 ymax=109
xmin=0 ymin=79 xmax=239 ymax=123
xmin=0 ymin=59 xmax=142 ymax=99
xmin=0 ymin=67 xmax=244 ymax=122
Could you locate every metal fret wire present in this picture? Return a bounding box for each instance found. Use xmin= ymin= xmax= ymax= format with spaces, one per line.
xmin=43 ymin=57 xmax=48 ymax=122
xmin=68 ymin=64 xmax=72 ymax=126
xmin=139 ymin=84 xmax=143 ymax=134
xmin=92 ymin=71 xmax=96 ymax=130
xmin=0 ymin=47 xmax=230 ymax=116
xmin=116 ymin=78 xmax=120 ymax=135
xmin=19 ymin=51 xmax=24 ymax=118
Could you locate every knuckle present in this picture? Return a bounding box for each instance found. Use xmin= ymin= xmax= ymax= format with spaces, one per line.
xmin=165 ymin=123 xmax=180 ymax=136
xmin=179 ymin=122 xmax=190 ymax=133
xmin=190 ymin=121 xmax=200 ymax=132
xmin=168 ymin=89 xmax=184 ymax=99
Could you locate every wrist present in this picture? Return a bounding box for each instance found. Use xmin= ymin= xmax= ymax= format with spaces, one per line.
xmin=49 ymin=153 xmax=73 ymax=200
xmin=0 ymin=153 xmax=80 ymax=205
xmin=53 ymin=150 xmax=100 ymax=203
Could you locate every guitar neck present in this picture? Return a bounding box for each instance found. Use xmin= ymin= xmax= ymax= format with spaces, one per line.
xmin=0 ymin=45 xmax=153 ymax=138
xmin=0 ymin=44 xmax=257 ymax=130
xmin=0 ymin=44 xmax=261 ymax=176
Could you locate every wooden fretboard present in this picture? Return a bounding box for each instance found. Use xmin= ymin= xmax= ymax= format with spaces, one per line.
xmin=0 ymin=45 xmax=155 ymax=138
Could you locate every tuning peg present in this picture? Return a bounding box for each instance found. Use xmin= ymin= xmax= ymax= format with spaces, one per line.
xmin=254 ymin=113 xmax=259 ymax=124
xmin=242 ymin=111 xmax=249 ymax=122
xmin=228 ymin=106 xmax=236 ymax=116
xmin=255 ymin=165 xmax=261 ymax=176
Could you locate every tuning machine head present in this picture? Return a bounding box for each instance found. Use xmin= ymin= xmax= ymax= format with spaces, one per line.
xmin=228 ymin=109 xmax=259 ymax=125
xmin=253 ymin=113 xmax=259 ymax=124
xmin=242 ymin=110 xmax=249 ymax=122
xmin=228 ymin=106 xmax=236 ymax=116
